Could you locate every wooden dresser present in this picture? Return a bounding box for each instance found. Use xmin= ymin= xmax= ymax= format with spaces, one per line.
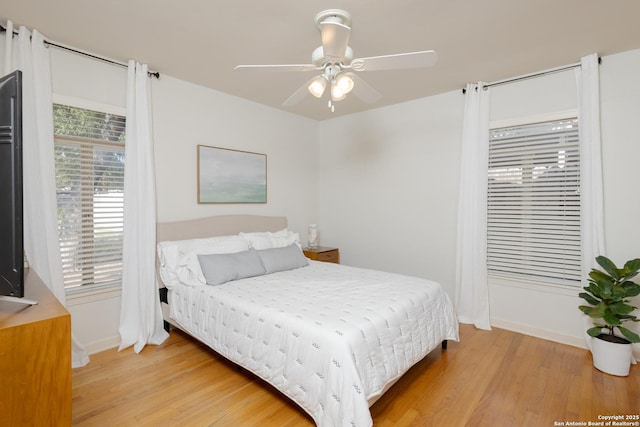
xmin=303 ymin=246 xmax=340 ymax=264
xmin=0 ymin=269 xmax=72 ymax=426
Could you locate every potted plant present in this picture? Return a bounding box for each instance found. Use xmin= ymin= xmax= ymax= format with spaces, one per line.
xmin=579 ymin=255 xmax=640 ymax=376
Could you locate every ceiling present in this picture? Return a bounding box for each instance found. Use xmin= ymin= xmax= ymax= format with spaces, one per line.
xmin=3 ymin=0 xmax=640 ymax=121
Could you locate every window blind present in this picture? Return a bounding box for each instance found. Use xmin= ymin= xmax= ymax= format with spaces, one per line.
xmin=487 ymin=118 xmax=581 ymax=285
xmin=54 ymin=104 xmax=126 ymax=291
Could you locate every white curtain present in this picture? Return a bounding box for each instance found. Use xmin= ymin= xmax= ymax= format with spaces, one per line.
xmin=575 ymin=54 xmax=606 ymax=278
xmin=3 ymin=21 xmax=89 ymax=367
xmin=454 ymin=82 xmax=492 ymax=330
xmin=118 ymin=61 xmax=168 ymax=353
xmin=576 ymin=54 xmax=608 ymax=352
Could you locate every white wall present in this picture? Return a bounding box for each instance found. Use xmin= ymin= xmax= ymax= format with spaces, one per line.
xmin=151 ymin=74 xmax=319 ymax=234
xmin=600 ymin=50 xmax=640 ymax=262
xmin=317 ymin=49 xmax=640 ymax=357
xmin=600 ymin=50 xmax=640 ymax=357
xmin=317 ymin=92 xmax=464 ymax=294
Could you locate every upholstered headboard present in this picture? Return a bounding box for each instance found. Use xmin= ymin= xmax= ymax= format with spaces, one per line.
xmin=155 ymin=214 xmax=289 ymax=311
xmin=156 ymin=214 xmax=288 ymax=243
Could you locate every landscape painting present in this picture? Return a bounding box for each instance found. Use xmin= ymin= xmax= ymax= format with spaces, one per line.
xmin=197 ymin=145 xmax=267 ymax=203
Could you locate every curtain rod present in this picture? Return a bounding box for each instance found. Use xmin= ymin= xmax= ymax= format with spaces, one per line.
xmin=461 ymin=57 xmax=601 ymax=94
xmin=0 ymin=24 xmax=160 ymax=79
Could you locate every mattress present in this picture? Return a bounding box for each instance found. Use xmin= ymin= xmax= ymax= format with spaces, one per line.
xmin=168 ymin=261 xmax=459 ymax=427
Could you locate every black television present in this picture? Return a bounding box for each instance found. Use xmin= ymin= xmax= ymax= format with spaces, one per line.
xmin=0 ymin=70 xmax=25 ymax=301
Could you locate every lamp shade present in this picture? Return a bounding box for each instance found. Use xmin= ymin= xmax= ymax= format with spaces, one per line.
xmin=335 ymin=73 xmax=354 ymax=94
xmin=308 ymin=76 xmax=327 ymax=98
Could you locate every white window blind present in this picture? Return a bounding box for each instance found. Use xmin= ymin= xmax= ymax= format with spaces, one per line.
xmin=54 ymin=104 xmax=126 ymax=291
xmin=487 ymin=117 xmax=581 ymax=285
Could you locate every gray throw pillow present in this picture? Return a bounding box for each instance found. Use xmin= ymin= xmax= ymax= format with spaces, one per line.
xmin=198 ymin=249 xmax=266 ymax=286
xmin=257 ymin=244 xmax=309 ymax=274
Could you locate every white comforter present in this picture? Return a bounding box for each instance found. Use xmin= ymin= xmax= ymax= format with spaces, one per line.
xmin=168 ymin=261 xmax=459 ymax=427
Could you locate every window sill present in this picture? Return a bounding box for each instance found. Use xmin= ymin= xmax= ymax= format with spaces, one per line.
xmin=488 ymin=273 xmax=581 ymax=297
xmin=65 ymin=285 xmax=122 ymax=306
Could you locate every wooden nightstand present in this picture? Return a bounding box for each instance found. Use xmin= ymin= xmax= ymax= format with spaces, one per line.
xmin=303 ymin=246 xmax=340 ymax=264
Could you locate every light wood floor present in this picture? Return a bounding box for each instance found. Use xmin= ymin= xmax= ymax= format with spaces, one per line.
xmin=72 ymin=324 xmax=639 ymax=426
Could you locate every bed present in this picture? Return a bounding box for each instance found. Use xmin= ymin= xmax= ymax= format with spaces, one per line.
xmin=156 ymin=215 xmax=459 ymax=427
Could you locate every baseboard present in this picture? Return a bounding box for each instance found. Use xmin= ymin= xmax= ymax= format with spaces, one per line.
xmin=490 ymin=317 xmax=588 ymax=350
xmin=84 ymin=335 xmax=120 ymax=355
xmin=492 ymin=319 xmax=640 ymax=362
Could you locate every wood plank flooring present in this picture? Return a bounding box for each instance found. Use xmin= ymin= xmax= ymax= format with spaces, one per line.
xmin=72 ymin=324 xmax=640 ymax=426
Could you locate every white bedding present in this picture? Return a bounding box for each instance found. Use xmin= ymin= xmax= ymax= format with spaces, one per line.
xmin=168 ymin=260 xmax=458 ymax=427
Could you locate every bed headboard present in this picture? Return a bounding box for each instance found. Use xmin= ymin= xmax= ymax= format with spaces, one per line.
xmin=156 ymin=214 xmax=288 ymax=243
xmin=155 ymin=215 xmax=288 ymax=292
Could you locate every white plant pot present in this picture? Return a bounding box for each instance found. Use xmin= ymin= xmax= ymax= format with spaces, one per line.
xmin=591 ymin=335 xmax=632 ymax=376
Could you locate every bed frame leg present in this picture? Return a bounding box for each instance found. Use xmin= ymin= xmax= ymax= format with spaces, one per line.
xmin=159 ymin=288 xmax=171 ymax=332
xmin=441 ymin=340 xmax=448 ymax=350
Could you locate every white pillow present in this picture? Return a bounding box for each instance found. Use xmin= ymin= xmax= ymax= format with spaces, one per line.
xmin=240 ymin=228 xmax=300 ymax=250
xmin=157 ymin=235 xmax=250 ymax=288
xmin=238 ymin=231 xmax=271 ymax=250
xmin=157 ymin=241 xmax=183 ymax=288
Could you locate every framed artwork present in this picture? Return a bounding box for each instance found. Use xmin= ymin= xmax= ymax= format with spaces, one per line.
xmin=197 ymin=145 xmax=267 ymax=203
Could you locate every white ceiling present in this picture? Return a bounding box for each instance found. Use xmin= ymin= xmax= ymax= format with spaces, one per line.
xmin=3 ymin=0 xmax=640 ymax=121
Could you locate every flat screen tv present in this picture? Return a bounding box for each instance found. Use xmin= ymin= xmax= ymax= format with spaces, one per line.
xmin=0 ymin=70 xmax=24 ymax=300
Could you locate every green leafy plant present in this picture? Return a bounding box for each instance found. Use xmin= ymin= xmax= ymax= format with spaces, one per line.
xmin=579 ymin=256 xmax=640 ymax=343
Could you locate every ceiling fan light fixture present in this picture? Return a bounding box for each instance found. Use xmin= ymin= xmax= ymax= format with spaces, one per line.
xmin=235 ymin=8 xmax=437 ymax=111
xmin=308 ymin=76 xmax=328 ymax=98
xmin=330 ymin=72 xmax=354 ymax=101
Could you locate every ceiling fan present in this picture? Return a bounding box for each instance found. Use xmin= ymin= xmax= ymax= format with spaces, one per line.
xmin=234 ymin=9 xmax=438 ymax=112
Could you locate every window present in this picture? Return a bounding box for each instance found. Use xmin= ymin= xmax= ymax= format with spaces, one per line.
xmin=54 ymin=104 xmax=126 ymax=292
xmin=487 ymin=117 xmax=581 ymax=286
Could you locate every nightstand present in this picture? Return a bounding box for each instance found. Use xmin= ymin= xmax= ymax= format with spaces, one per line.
xmin=303 ymin=246 xmax=340 ymax=264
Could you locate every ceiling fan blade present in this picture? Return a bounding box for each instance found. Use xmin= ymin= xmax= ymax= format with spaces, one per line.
xmin=350 ymin=50 xmax=438 ymax=71
xmin=320 ymin=21 xmax=351 ymax=60
xmin=282 ymin=77 xmax=318 ymax=107
xmin=234 ymin=64 xmax=318 ymax=72
xmin=349 ymin=73 xmax=382 ymax=104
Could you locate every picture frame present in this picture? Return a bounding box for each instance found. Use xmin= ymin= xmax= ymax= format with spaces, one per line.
xmin=197 ymin=145 xmax=267 ymax=203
